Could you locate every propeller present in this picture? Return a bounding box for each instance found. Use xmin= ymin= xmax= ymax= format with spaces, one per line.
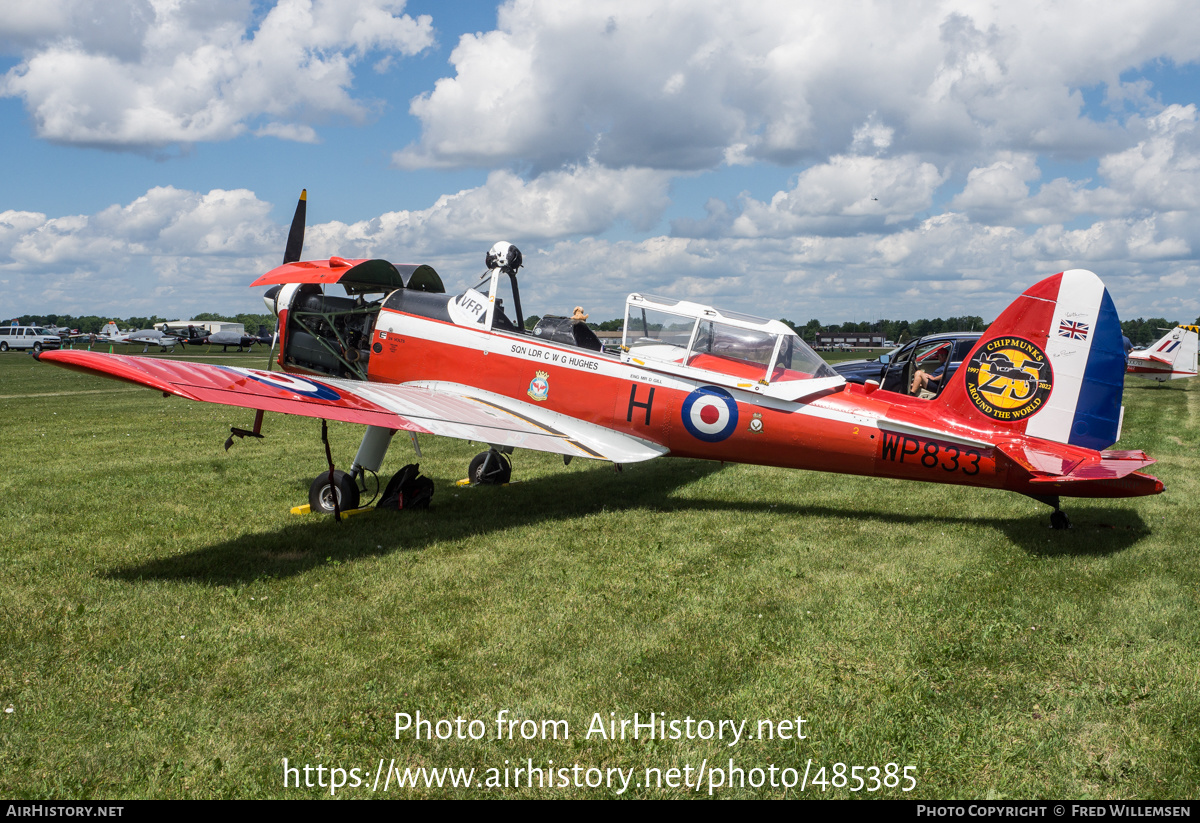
xmin=267 ymin=188 xmax=307 ymax=371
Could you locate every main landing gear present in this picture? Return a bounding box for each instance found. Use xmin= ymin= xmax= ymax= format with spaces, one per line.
xmin=309 ymin=470 xmax=360 ymax=513
xmin=307 ymin=424 xmax=398 ymax=515
xmin=1029 ymin=494 xmax=1072 ymax=530
xmin=468 ymin=449 xmax=512 ymax=485
xmin=303 ymin=426 xmax=518 ymax=516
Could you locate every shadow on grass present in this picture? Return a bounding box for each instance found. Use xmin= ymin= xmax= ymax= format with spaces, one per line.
xmin=104 ymin=457 xmax=1149 ymax=585
xmin=104 ymin=459 xmax=724 ymax=585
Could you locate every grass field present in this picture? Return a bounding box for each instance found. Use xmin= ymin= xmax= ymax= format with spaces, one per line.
xmin=1 ymin=348 xmax=1197 ymax=799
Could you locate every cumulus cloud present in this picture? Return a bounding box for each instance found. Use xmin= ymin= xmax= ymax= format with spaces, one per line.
xmin=0 ymin=187 xmax=285 ymax=316
xmin=395 ymin=0 xmax=1200 ymax=172
xmin=1 ymin=0 xmax=435 ymax=149
xmin=0 ymin=167 xmax=675 ymax=315
xmin=949 ymin=106 xmax=1200 ymax=231
xmin=298 ymin=163 xmax=673 ymax=263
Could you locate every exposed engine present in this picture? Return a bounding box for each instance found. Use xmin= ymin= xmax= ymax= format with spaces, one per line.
xmin=284 ymin=286 xmax=382 ymax=380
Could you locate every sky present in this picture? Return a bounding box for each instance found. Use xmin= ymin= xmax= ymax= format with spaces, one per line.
xmin=2 ymin=0 xmax=1199 ymax=326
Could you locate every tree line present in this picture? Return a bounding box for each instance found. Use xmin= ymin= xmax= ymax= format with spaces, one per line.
xmin=11 ymin=312 xmax=277 ymax=334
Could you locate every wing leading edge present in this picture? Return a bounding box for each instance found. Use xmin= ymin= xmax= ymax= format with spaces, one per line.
xmin=36 ymin=351 xmax=667 ymax=464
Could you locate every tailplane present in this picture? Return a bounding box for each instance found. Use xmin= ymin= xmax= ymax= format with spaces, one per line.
xmin=940 ymin=269 xmax=1125 ymax=451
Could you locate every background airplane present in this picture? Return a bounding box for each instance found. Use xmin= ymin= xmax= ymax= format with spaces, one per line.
xmin=36 ymin=193 xmax=1162 ymax=531
xmin=1126 ymin=325 xmax=1199 ymax=382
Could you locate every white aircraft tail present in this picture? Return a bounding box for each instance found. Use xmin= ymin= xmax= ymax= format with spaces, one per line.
xmin=99 ymin=321 xmax=120 ymax=336
xmin=1127 ymin=325 xmax=1199 ymax=381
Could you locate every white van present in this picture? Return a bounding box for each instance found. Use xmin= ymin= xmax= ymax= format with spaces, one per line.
xmin=0 ymin=325 xmax=62 ymax=353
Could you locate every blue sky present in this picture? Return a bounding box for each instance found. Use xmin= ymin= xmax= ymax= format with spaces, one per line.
xmin=2 ymin=0 xmax=1199 ymax=325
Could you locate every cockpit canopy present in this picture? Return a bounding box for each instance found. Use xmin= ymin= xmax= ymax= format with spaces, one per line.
xmin=621 ymin=293 xmax=840 ymax=394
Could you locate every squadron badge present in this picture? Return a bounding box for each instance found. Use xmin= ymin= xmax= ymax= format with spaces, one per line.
xmin=963 ymin=337 xmax=1053 ymax=421
xmin=527 ymin=370 xmax=550 ymax=402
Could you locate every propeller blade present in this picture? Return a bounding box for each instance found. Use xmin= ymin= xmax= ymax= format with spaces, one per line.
xmin=283 ymin=189 xmax=307 ymax=264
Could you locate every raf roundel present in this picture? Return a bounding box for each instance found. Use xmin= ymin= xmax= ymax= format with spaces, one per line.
xmin=681 ymin=386 xmax=739 ymax=442
xmin=223 ymin=367 xmax=342 ymax=402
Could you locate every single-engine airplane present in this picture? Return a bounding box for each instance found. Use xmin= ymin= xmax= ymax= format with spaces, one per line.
xmin=37 ymin=192 xmax=1163 ymax=529
xmin=1126 ymin=325 xmax=1199 ymax=382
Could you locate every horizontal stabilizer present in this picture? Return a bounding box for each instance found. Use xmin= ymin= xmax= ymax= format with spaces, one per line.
xmin=1128 ymin=351 xmax=1174 ymax=366
xmin=998 ymin=442 xmax=1155 ymax=484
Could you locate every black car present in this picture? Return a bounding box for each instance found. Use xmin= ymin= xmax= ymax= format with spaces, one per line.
xmin=832 ymin=332 xmax=982 ymax=399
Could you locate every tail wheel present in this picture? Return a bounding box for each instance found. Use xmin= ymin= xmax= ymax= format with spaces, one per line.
xmin=1049 ymin=510 xmax=1072 ymax=530
xmin=469 ymin=451 xmax=512 ymax=485
xmin=309 ymin=470 xmax=360 ymax=513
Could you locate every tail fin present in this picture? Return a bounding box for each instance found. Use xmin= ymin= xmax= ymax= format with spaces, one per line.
xmin=940 ymin=269 xmax=1125 ymax=451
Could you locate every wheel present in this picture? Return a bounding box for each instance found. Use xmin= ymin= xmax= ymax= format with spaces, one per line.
xmin=32 ymin=342 xmax=42 ymax=353
xmin=468 ymin=451 xmax=512 ymax=485
xmin=1049 ymin=510 xmax=1072 ymax=530
xmin=0 ymin=342 xmax=7 ymax=352
xmin=309 ymin=470 xmax=360 ymax=513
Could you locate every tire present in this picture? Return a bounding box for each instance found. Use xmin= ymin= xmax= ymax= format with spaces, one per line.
xmin=309 ymin=470 xmax=360 ymax=513
xmin=32 ymin=342 xmax=41 ymax=353
xmin=469 ymin=451 xmax=512 ymax=485
xmin=0 ymin=342 xmax=7 ymax=352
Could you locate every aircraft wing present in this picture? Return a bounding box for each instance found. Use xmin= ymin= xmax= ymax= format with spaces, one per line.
xmin=36 ymin=351 xmax=667 ymax=464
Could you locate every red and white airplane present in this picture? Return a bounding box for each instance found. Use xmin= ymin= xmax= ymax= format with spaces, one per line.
xmin=38 ymin=194 xmax=1163 ymax=529
xmin=1126 ymin=325 xmax=1199 ymax=382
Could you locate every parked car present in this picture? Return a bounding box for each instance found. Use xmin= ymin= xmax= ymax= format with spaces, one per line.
xmin=832 ymin=332 xmax=982 ymax=399
xmin=0 ymin=325 xmax=62 ymax=353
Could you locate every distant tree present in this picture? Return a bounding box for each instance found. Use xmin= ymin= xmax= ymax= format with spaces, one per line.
xmin=1123 ymin=318 xmax=1178 ymax=347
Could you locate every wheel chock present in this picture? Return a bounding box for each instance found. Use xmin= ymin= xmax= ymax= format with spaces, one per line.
xmin=289 ymin=503 xmax=375 ymax=517
xmin=455 ymin=478 xmax=472 ymax=486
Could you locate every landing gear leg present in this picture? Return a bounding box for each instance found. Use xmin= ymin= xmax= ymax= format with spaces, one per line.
xmin=469 ymin=448 xmax=512 ymax=485
xmin=1028 ymin=493 xmax=1071 ymax=530
xmin=348 ymin=425 xmax=397 ymax=480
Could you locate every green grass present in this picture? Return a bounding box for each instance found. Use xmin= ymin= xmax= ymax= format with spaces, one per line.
xmin=1 ymin=350 xmax=1197 ymax=798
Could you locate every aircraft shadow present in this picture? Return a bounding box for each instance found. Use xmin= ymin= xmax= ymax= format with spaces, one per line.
xmin=103 ymin=460 xmax=1149 ymax=585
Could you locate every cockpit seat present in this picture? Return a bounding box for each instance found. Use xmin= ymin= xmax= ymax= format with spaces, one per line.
xmin=532 ymin=315 xmax=602 ymax=351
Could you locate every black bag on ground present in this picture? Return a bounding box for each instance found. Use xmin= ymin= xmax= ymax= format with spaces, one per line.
xmin=379 ymin=464 xmax=434 ymax=511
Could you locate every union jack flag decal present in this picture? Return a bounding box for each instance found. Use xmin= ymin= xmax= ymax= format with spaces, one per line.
xmin=1058 ymin=319 xmax=1089 ymax=340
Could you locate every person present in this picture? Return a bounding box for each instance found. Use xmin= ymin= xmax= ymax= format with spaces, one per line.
xmin=910 ymin=346 xmax=950 ymax=396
